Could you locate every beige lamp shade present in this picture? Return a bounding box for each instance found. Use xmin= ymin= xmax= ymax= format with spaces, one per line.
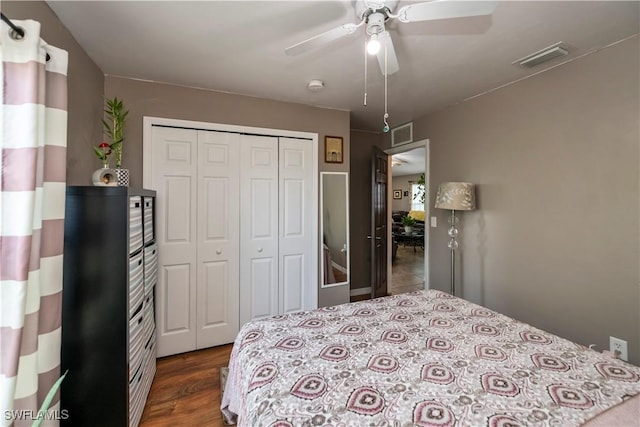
xmin=435 ymin=182 xmax=476 ymax=211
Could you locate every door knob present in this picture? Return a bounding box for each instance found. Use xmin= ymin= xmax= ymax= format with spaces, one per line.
xmin=216 ymin=249 xmax=222 ymax=255
xmin=257 ymin=247 xmax=263 ymax=253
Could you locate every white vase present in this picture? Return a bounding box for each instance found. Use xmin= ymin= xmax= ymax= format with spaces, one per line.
xmin=92 ymin=168 xmax=117 ymax=186
xmin=404 ymin=226 xmax=413 ymax=234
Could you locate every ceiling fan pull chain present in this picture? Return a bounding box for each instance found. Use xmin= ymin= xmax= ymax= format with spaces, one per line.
xmin=363 ymin=41 xmax=368 ymax=106
xmin=383 ymin=39 xmax=390 ymax=133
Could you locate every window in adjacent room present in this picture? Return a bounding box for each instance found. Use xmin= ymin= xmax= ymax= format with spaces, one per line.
xmin=411 ymin=184 xmax=425 ymax=211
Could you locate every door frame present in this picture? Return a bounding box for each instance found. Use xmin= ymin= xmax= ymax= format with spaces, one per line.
xmin=385 ymin=138 xmax=430 ymax=291
xmin=142 ymin=115 xmax=319 ymax=310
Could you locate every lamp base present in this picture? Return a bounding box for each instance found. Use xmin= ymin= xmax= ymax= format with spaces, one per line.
xmin=449 ymin=210 xmax=457 ymax=296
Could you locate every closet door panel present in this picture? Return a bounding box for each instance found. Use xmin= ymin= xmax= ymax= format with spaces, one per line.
xmin=163 ymin=264 xmax=191 ymax=330
xmin=279 ymin=138 xmax=315 ymax=314
xmin=240 ymin=134 xmax=279 ymax=326
xmin=202 ymin=261 xmax=231 ymax=325
xmin=249 ymin=258 xmax=277 ymax=319
xmin=196 ymin=130 xmax=240 ymax=348
xmin=282 ymin=254 xmax=303 ymax=313
xmin=151 ymin=126 xmax=198 ymax=357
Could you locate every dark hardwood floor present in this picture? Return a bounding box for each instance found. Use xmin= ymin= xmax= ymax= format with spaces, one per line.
xmin=140 ymin=344 xmax=233 ymax=427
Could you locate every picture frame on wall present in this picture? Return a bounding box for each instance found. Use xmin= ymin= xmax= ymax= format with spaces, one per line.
xmin=325 ymin=136 xmax=343 ymax=164
xmin=393 ymin=190 xmax=402 ymax=199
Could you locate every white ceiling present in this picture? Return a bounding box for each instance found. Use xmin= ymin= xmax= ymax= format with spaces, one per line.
xmin=46 ymin=1 xmax=639 ymax=132
xmin=392 ymin=146 xmax=425 ymax=176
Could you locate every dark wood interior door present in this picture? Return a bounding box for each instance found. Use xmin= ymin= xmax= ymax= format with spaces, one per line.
xmin=370 ymin=146 xmax=388 ymax=298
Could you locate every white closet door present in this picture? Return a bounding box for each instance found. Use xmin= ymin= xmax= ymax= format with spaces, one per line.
xmin=279 ymin=137 xmax=316 ymax=314
xmin=151 ymin=126 xmax=198 ymax=357
xmin=196 ymin=130 xmax=240 ymax=348
xmin=240 ymin=134 xmax=279 ymax=325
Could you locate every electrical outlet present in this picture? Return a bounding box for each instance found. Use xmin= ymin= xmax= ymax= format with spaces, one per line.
xmin=610 ymin=336 xmax=628 ymax=361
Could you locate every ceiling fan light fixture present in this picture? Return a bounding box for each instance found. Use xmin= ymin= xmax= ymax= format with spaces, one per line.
xmin=367 ymin=34 xmax=381 ymax=55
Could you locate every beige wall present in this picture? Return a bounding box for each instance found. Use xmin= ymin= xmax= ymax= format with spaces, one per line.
xmin=104 ymin=76 xmax=351 ymax=186
xmin=104 ymin=76 xmax=351 ymax=307
xmin=391 ymin=173 xmax=423 ymax=212
xmin=407 ymin=37 xmax=639 ymax=364
xmin=3 ymin=1 xmax=105 ymax=185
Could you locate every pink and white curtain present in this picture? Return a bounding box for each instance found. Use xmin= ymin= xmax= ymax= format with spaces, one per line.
xmin=1 ymin=19 xmax=68 ymax=426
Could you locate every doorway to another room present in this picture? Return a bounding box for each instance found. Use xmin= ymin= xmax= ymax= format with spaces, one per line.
xmin=388 ymin=140 xmax=429 ymax=296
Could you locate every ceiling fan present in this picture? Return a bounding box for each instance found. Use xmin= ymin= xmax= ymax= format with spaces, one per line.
xmin=285 ymin=0 xmax=497 ymax=76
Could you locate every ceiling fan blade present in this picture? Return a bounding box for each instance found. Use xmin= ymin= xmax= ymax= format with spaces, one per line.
xmin=397 ymin=0 xmax=497 ymax=23
xmin=285 ymin=22 xmax=361 ymax=56
xmin=376 ymin=31 xmax=399 ymax=76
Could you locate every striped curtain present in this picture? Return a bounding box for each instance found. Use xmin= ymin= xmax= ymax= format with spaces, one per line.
xmin=1 ymin=20 xmax=68 ymax=426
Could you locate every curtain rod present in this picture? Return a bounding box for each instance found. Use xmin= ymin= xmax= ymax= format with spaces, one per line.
xmin=1 ymin=12 xmax=50 ymax=61
xmin=1 ymin=12 xmax=25 ymax=38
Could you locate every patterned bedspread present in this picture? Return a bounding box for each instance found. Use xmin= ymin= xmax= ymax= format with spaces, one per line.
xmin=221 ymin=290 xmax=640 ymax=426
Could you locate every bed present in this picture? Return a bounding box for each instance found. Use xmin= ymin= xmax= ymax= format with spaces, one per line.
xmin=221 ymin=290 xmax=640 ymax=426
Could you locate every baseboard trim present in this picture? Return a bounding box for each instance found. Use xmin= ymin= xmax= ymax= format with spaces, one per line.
xmin=350 ymin=287 xmax=371 ymax=296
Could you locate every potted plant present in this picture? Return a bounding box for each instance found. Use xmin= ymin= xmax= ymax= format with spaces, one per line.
xmin=93 ymin=142 xmax=112 ymax=169
xmin=102 ymin=96 xmax=129 ymax=185
xmin=91 ymin=141 xmax=117 ymax=186
xmin=401 ymin=215 xmax=416 ymax=233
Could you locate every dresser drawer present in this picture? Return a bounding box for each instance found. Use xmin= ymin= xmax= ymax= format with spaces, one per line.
xmin=143 ymin=197 xmax=154 ymax=243
xmin=142 ymin=343 xmax=156 ymax=396
xmin=143 ymin=244 xmax=158 ymax=294
xmin=143 ymin=327 xmax=156 ymax=368
xmin=129 ymin=196 xmax=143 ymax=254
xmin=129 ymin=362 xmax=145 ymax=427
xmin=129 ymin=251 xmax=144 ymax=318
xmin=143 ymin=294 xmax=155 ymax=342
xmin=129 ymin=308 xmax=145 ymax=380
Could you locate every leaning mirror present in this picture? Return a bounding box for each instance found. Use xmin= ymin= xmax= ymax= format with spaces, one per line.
xmin=320 ymin=172 xmax=349 ymax=288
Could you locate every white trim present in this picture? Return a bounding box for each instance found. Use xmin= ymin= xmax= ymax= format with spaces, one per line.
xmin=143 ymin=116 xmax=315 ymax=140
xmin=350 ymin=287 xmax=371 ymax=296
xmin=386 ymin=139 xmax=426 ymax=155
xmin=386 ymin=138 xmax=430 ymax=290
xmin=143 ymin=116 xmax=318 ymax=309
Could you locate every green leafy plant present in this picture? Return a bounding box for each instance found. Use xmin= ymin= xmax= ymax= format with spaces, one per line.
xmin=401 ymin=215 xmax=416 ymax=227
xmin=102 ymin=97 xmax=129 ymax=168
xmin=93 ymin=142 xmax=111 ymax=168
xmin=32 ymin=370 xmax=67 ymax=427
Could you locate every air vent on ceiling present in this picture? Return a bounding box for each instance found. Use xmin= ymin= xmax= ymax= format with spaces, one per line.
xmin=391 ymin=122 xmax=413 ymax=147
xmin=513 ymin=42 xmax=569 ymax=68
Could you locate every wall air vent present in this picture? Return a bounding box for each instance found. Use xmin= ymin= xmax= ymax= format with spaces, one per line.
xmin=513 ymin=42 xmax=569 ymax=68
xmin=391 ymin=122 xmax=413 ymax=147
